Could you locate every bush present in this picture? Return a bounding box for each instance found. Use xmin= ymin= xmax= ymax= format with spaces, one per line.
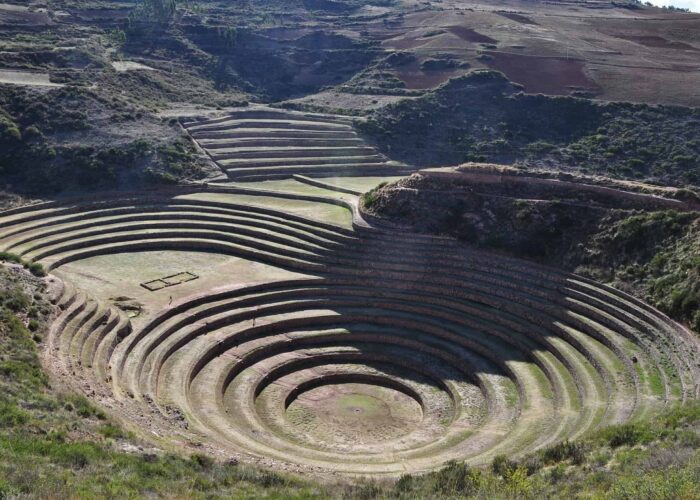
xmin=61 ymin=394 xmax=106 ymax=420
xmin=0 ymin=252 xmax=22 ymax=264
xmin=394 ymin=474 xmax=413 ymax=492
xmin=99 ymin=423 xmax=125 ymax=439
xmin=540 ymin=440 xmax=587 ymax=465
xmin=0 ymin=479 xmax=8 ymax=498
xmin=429 ymin=461 xmax=481 ymax=496
xmin=190 ymin=453 xmax=214 ymax=470
xmin=0 ymin=402 xmax=30 ymax=428
xmin=0 ymin=253 xmax=46 ymax=277
xmin=25 ymin=262 xmax=46 ymax=277
xmin=361 ymin=182 xmax=387 ymax=210
xmin=346 ymin=480 xmax=381 ymax=500
xmin=144 ymin=168 xmax=178 ymax=185
xmin=492 ymin=454 xmax=518 ymax=476
xmin=598 ymin=423 xmax=655 ymax=448
xmin=51 ymin=442 xmax=103 ymax=469
xmin=0 ymin=288 xmax=30 ymax=312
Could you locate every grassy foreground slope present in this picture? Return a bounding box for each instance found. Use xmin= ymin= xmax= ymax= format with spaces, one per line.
xmin=2 ymin=261 xmax=700 ymax=498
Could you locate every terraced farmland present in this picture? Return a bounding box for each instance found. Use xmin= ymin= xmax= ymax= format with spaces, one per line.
xmin=182 ymin=106 xmax=414 ymax=181
xmin=1 ymin=119 xmax=699 ymax=475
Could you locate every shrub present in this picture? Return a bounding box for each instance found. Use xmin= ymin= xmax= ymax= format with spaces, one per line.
xmin=608 ymin=464 xmax=700 ymax=499
xmin=598 ymin=423 xmax=655 ymax=448
xmin=144 ymin=168 xmax=178 ymax=185
xmin=0 ymin=252 xmax=22 ymax=264
xmin=0 ymin=109 xmax=21 ymax=144
xmin=25 ymin=262 xmax=46 ymax=277
xmin=0 ymin=253 xmax=46 ymax=277
xmin=61 ymin=394 xmax=106 ymax=420
xmin=51 ymin=442 xmax=102 ymax=469
xmin=541 ymin=440 xmax=587 ymax=465
xmin=0 ymin=288 xmax=30 ymax=312
xmin=520 ymin=454 xmax=543 ymax=475
xmin=0 ymin=402 xmax=30 ymax=428
xmin=346 ymin=480 xmax=381 ymax=500
xmin=190 ymin=453 xmax=214 ymax=470
xmin=429 ymin=461 xmax=481 ymax=495
xmin=674 ymin=188 xmax=700 ymax=203
xmin=503 ymin=466 xmax=534 ymax=497
xmin=525 ymin=141 xmax=557 ymax=154
xmin=361 ymin=182 xmax=387 ymax=210
xmin=99 ymin=423 xmax=125 ymax=439
xmin=491 ymin=454 xmax=518 ymax=476
xmin=394 ymin=474 xmax=413 ymax=492
xmin=23 ymin=125 xmax=43 ymax=140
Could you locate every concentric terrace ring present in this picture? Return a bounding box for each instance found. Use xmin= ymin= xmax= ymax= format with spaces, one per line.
xmin=2 ymin=188 xmax=699 ymax=475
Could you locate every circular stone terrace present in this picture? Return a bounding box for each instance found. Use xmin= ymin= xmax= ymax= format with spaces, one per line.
xmin=1 ymin=107 xmax=698 ymax=476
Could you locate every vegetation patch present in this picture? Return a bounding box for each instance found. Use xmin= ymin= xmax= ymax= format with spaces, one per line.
xmin=581 ymin=211 xmax=700 ymax=331
xmin=0 ymin=86 xmax=210 ymax=194
xmin=363 ymin=172 xmax=700 ymax=334
xmin=358 ymin=71 xmax=700 ymax=187
xmin=0 ymin=252 xmax=45 ymax=277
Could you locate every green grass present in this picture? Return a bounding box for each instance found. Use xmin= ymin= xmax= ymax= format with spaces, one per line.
xmin=360 ymin=182 xmax=388 ymax=211
xmin=528 ymin=364 xmax=554 ymax=401
xmin=337 ymin=394 xmax=383 ymax=415
xmin=502 ymin=379 xmax=520 ymax=409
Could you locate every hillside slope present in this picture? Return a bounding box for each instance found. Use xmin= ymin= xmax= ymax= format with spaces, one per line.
xmin=357 ymin=72 xmax=700 ymax=187
xmin=362 ymin=166 xmax=700 ymax=332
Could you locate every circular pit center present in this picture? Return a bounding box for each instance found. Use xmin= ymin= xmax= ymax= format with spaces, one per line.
xmin=286 ymin=383 xmax=423 ymax=446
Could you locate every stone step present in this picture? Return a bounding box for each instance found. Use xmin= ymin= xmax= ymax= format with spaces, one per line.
xmin=187 ymin=119 xmax=353 ymax=134
xmin=192 ymin=128 xmax=359 ymax=140
xmin=211 ymin=146 xmax=378 ymax=161
xmin=182 ymin=109 xmax=353 ymax=129
xmin=201 ymin=137 xmax=366 ymax=150
xmin=219 ymin=155 xmax=385 ymax=168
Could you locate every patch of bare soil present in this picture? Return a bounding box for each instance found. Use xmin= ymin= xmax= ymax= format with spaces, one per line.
xmin=111 ymin=61 xmax=156 ymax=72
xmin=446 ymin=26 xmax=497 ymax=44
xmin=497 ymin=12 xmax=538 ymax=26
xmin=484 ymin=52 xmax=600 ymax=95
xmin=615 ymin=34 xmax=700 ymax=51
xmin=0 ymin=5 xmax=52 ymax=27
xmin=395 ymin=60 xmax=465 ymax=90
xmin=383 ymin=34 xmax=428 ymax=51
xmin=0 ymin=69 xmax=63 ymax=87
